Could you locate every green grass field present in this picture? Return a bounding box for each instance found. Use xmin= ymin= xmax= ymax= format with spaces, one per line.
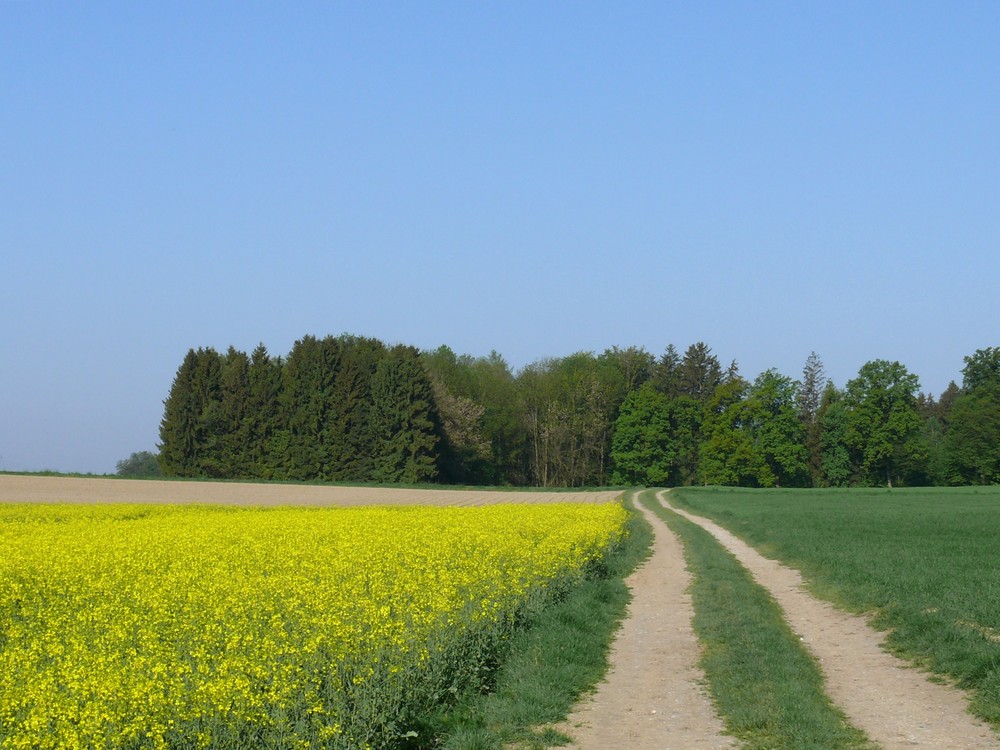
xmin=669 ymin=486 xmax=1000 ymax=727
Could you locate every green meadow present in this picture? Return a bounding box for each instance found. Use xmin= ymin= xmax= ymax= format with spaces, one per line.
xmin=669 ymin=486 xmax=1000 ymax=726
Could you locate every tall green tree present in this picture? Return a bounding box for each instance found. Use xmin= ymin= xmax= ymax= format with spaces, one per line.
xmin=958 ymin=347 xmax=1000 ymax=392
xmin=798 ymin=352 xmax=827 ymax=485
xmin=656 ymin=342 xmax=725 ymax=484
xmin=945 ymin=388 xmax=1000 ymax=484
xmin=520 ymin=353 xmax=616 ymax=487
xmin=699 ymin=372 xmax=765 ymax=486
xmin=598 ymin=345 xmax=654 ymax=398
xmin=678 ymin=342 xmax=723 ymax=403
xmin=218 ymin=346 xmax=251 ymax=477
xmin=843 ymin=360 xmax=922 ymax=487
xmin=668 ymin=395 xmax=704 ymax=485
xmin=246 ymin=343 xmax=284 ymax=479
xmin=470 ymin=351 xmax=528 ymax=485
xmin=421 ymin=345 xmax=492 ymax=484
xmin=159 ymin=348 xmax=201 ymax=476
xmin=945 ymin=349 xmax=1000 ymax=484
xmin=610 ymin=383 xmax=674 ymax=486
xmin=747 ymin=369 xmax=809 ymax=487
xmin=280 ymin=335 xmax=343 ymax=479
xmin=158 ymin=347 xmax=224 ymax=477
xmin=818 ymin=383 xmax=852 ymax=486
xmin=326 ymin=335 xmax=386 ymax=481
xmin=651 ymin=344 xmax=682 ymax=397
xmin=368 ymin=346 xmax=441 ymax=483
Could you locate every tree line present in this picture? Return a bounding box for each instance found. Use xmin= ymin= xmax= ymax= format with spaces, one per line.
xmin=157 ymin=334 xmax=1000 ymax=487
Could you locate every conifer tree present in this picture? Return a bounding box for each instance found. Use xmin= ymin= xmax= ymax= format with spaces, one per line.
xmin=218 ymin=346 xmax=251 ymax=477
xmin=368 ymin=346 xmax=441 ymax=483
xmin=158 ymin=348 xmax=200 ymax=475
xmin=158 ymin=348 xmax=223 ymax=476
xmin=798 ymin=352 xmax=827 ymax=485
xmin=652 ymin=344 xmax=682 ymax=397
xmin=281 ymin=336 xmax=342 ymax=479
xmin=678 ymin=342 xmax=722 ymax=402
xmin=246 ymin=344 xmax=284 ymax=479
xmin=326 ymin=336 xmax=386 ymax=481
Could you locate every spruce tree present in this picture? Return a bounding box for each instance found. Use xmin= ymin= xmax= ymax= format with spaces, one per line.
xmin=159 ymin=348 xmax=201 ymax=476
xmin=281 ymin=336 xmax=343 ymax=479
xmin=678 ymin=342 xmax=722 ymax=402
xmin=798 ymin=352 xmax=827 ymax=485
xmin=326 ymin=335 xmax=386 ymax=481
xmin=368 ymin=346 xmax=441 ymax=483
xmin=158 ymin=348 xmax=224 ymax=477
xmin=652 ymin=344 xmax=682 ymax=397
xmin=246 ymin=344 xmax=284 ymax=479
xmin=215 ymin=347 xmax=250 ymax=477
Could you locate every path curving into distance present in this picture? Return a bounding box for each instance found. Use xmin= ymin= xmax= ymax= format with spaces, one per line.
xmin=560 ymin=493 xmax=736 ymax=749
xmin=659 ymin=489 xmax=1000 ymax=750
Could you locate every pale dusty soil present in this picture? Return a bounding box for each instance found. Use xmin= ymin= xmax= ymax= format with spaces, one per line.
xmin=0 ymin=475 xmax=622 ymax=506
xmin=659 ymin=490 xmax=1000 ymax=750
xmin=558 ymin=494 xmax=736 ymax=749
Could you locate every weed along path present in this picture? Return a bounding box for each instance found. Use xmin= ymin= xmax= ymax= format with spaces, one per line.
xmin=560 ymin=493 xmax=736 ymax=749
xmin=658 ymin=490 xmax=1000 ymax=750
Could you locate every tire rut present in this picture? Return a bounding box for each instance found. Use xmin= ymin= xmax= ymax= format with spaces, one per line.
xmin=559 ymin=493 xmax=735 ymax=749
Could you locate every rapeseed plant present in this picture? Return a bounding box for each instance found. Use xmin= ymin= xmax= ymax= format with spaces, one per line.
xmin=0 ymin=502 xmax=626 ymax=749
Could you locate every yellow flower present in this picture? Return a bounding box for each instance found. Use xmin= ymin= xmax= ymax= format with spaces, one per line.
xmin=0 ymin=501 xmax=626 ymax=748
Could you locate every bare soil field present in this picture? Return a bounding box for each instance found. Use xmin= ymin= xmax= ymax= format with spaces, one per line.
xmin=0 ymin=475 xmax=623 ymax=506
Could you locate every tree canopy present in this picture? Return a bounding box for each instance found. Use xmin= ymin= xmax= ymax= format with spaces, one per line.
xmin=157 ymin=338 xmax=1000 ymax=489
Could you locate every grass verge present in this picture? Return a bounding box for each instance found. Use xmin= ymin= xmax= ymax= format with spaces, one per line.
xmin=413 ymin=493 xmax=653 ymax=750
xmin=644 ymin=493 xmax=876 ymax=750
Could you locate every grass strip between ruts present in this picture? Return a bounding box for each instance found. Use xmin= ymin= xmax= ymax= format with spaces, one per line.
xmin=413 ymin=493 xmax=654 ymax=750
xmin=644 ymin=493 xmax=877 ymax=750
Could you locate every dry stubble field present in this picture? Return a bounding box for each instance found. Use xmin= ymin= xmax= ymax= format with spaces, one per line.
xmin=0 ymin=474 xmax=623 ymax=506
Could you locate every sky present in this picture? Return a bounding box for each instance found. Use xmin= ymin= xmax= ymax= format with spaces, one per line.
xmin=2 ymin=3 xmax=998 ymax=474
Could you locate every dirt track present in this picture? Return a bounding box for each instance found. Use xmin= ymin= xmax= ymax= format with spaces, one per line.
xmin=560 ymin=493 xmax=735 ymax=749
xmin=0 ymin=475 xmax=622 ymax=506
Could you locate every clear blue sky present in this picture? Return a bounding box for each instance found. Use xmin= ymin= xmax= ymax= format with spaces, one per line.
xmin=3 ymin=3 xmax=998 ymax=474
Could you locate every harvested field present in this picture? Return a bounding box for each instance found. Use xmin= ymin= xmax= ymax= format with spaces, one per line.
xmin=0 ymin=475 xmax=622 ymax=506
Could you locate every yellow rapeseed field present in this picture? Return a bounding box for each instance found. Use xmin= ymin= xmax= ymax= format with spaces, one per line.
xmin=0 ymin=502 xmax=627 ymax=749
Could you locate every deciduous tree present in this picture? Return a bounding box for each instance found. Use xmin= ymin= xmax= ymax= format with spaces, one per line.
xmin=746 ymin=369 xmax=808 ymax=487
xmin=843 ymin=360 xmax=922 ymax=487
xmin=610 ymin=383 xmax=674 ymax=486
